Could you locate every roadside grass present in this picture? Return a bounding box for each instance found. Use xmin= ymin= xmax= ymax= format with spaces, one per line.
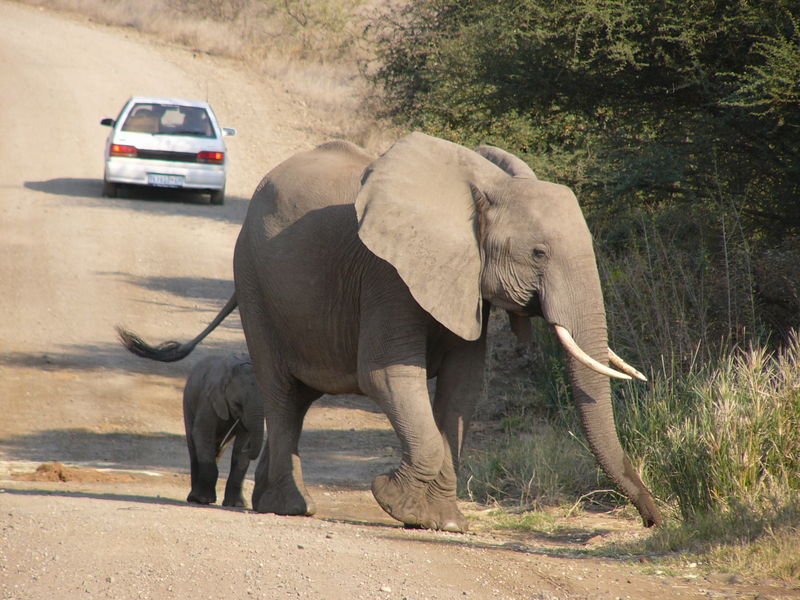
xmin=461 ymin=419 xmax=602 ymax=510
xmin=466 ymin=323 xmax=800 ymax=581
xmin=616 ymin=338 xmax=800 ymax=521
xmin=622 ymin=505 xmax=800 ymax=581
xmin=612 ymin=338 xmax=800 ymax=580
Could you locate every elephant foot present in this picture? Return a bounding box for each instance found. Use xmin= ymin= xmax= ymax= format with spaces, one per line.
xmin=187 ymin=490 xmax=216 ymax=505
xmin=371 ymin=470 xmax=467 ymax=533
xmin=222 ymin=494 xmax=246 ymax=508
xmin=252 ymin=478 xmax=316 ymax=516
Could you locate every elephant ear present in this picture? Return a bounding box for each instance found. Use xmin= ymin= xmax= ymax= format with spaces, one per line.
xmin=204 ymin=359 xmax=232 ymax=422
xmin=474 ymin=145 xmax=537 ymax=179
xmin=356 ymin=133 xmax=503 ymax=341
xmin=209 ymin=389 xmax=231 ymax=423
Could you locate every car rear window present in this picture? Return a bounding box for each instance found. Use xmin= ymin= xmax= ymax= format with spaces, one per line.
xmin=121 ymin=103 xmax=216 ymax=138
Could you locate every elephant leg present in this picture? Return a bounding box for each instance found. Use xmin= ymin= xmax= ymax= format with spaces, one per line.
xmin=358 ymin=292 xmax=466 ymax=531
xmin=372 ymin=336 xmax=486 ymax=533
xmin=425 ymin=333 xmax=488 ymax=527
xmin=237 ymin=256 xmax=321 ymax=516
xmin=251 ymin=377 xmax=320 ymax=515
xmin=222 ymin=427 xmax=249 ymax=507
xmin=186 ymin=425 xmax=219 ymax=505
xmin=186 ymin=434 xmax=202 ymax=503
xmin=365 ymin=365 xmax=468 ymax=532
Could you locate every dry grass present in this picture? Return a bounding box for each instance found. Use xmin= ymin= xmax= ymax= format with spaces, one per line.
xmin=16 ymin=0 xmax=398 ymax=151
xmin=460 ymin=419 xmax=601 ymax=509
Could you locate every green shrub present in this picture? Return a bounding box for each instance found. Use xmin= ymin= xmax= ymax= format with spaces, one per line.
xmin=368 ymin=0 xmax=800 ymax=236
xmin=616 ymin=334 xmax=800 ymax=520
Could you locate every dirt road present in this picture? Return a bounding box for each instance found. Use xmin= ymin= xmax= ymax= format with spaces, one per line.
xmin=0 ymin=2 xmax=797 ymax=599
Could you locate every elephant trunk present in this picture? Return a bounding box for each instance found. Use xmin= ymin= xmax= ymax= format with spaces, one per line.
xmin=243 ymin=395 xmax=265 ymax=461
xmin=241 ymin=363 xmax=265 ymax=461
xmin=562 ymin=313 xmax=661 ymax=527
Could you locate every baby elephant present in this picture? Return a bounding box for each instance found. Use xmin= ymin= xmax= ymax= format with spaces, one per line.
xmin=183 ymin=354 xmax=264 ymax=507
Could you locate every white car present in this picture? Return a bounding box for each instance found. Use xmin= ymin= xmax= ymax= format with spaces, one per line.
xmin=100 ymin=96 xmax=235 ymax=204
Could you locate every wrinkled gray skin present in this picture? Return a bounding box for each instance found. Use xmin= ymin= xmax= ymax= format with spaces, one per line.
xmin=119 ymin=133 xmax=660 ymax=531
xmin=183 ymin=354 xmax=263 ymax=507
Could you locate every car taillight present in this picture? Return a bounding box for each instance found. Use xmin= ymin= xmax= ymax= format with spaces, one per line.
xmin=197 ymin=151 xmax=224 ymax=164
xmin=110 ymin=144 xmax=137 ymax=157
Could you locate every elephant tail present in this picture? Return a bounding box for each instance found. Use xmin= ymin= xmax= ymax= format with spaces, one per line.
xmin=117 ymin=295 xmax=238 ymax=362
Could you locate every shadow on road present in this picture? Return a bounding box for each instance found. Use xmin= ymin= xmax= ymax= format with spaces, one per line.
xmin=0 ymin=426 xmax=398 ymax=491
xmin=100 ymin=272 xmax=235 ymax=304
xmin=0 ymin=488 xmax=191 ymax=508
xmin=24 ymin=177 xmax=100 ymax=198
xmin=376 ymin=528 xmax=606 ymax=560
xmin=0 ymin=271 xmax=245 ymax=377
xmin=0 ymin=339 xmax=247 ymax=378
xmin=0 ymin=429 xmax=186 ymax=472
xmin=24 ymin=177 xmax=251 ymax=226
xmin=378 ymin=525 xmax=636 ymax=560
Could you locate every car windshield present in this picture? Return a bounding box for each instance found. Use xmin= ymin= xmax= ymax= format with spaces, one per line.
xmin=120 ymin=103 xmax=216 ymax=138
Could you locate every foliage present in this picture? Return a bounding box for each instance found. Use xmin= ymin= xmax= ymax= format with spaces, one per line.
xmin=368 ymin=0 xmax=800 ymax=234
xmin=596 ymin=205 xmax=771 ymax=368
xmin=460 ymin=418 xmax=601 ymax=507
xmin=616 ymin=335 xmax=800 ymax=520
xmin=722 ymin=13 xmax=800 ymax=126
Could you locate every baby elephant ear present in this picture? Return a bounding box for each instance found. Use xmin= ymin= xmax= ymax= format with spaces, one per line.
xmin=474 ymin=145 xmax=536 ymax=179
xmin=356 ymin=133 xmax=493 ymax=340
xmin=205 ymin=360 xmax=232 ymax=422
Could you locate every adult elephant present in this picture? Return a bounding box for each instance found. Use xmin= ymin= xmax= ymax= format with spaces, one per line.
xmin=119 ymin=132 xmax=660 ymax=531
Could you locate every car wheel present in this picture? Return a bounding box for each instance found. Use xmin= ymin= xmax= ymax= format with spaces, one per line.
xmin=102 ymin=179 xmax=118 ymax=198
xmin=210 ymin=188 xmax=225 ymax=205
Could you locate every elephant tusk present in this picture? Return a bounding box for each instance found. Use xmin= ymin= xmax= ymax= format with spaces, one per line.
xmin=216 ymin=419 xmax=241 ymax=459
xmin=608 ymin=349 xmax=648 ymax=382
xmin=553 ymin=325 xmax=632 ymax=380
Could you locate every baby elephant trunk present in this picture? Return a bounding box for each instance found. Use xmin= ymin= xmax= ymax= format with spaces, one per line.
xmin=239 ymin=362 xmax=265 ymax=460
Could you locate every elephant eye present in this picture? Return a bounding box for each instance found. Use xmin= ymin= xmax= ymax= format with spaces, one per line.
xmin=532 ymin=246 xmax=548 ymax=260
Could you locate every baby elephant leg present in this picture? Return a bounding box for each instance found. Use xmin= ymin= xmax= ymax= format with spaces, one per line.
xmin=186 ymin=431 xmax=218 ymax=505
xmin=222 ymin=428 xmax=250 ymax=507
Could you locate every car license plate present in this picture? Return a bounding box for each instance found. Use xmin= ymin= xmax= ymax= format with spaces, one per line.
xmin=147 ymin=173 xmax=184 ymax=187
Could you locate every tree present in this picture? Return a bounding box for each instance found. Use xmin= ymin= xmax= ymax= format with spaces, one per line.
xmin=369 ymin=0 xmax=800 ymax=234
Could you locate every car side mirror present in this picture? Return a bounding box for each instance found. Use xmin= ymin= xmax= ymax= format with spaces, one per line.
xmin=100 ymin=118 xmax=115 ymax=127
xmin=222 ymin=127 xmax=236 ymax=137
